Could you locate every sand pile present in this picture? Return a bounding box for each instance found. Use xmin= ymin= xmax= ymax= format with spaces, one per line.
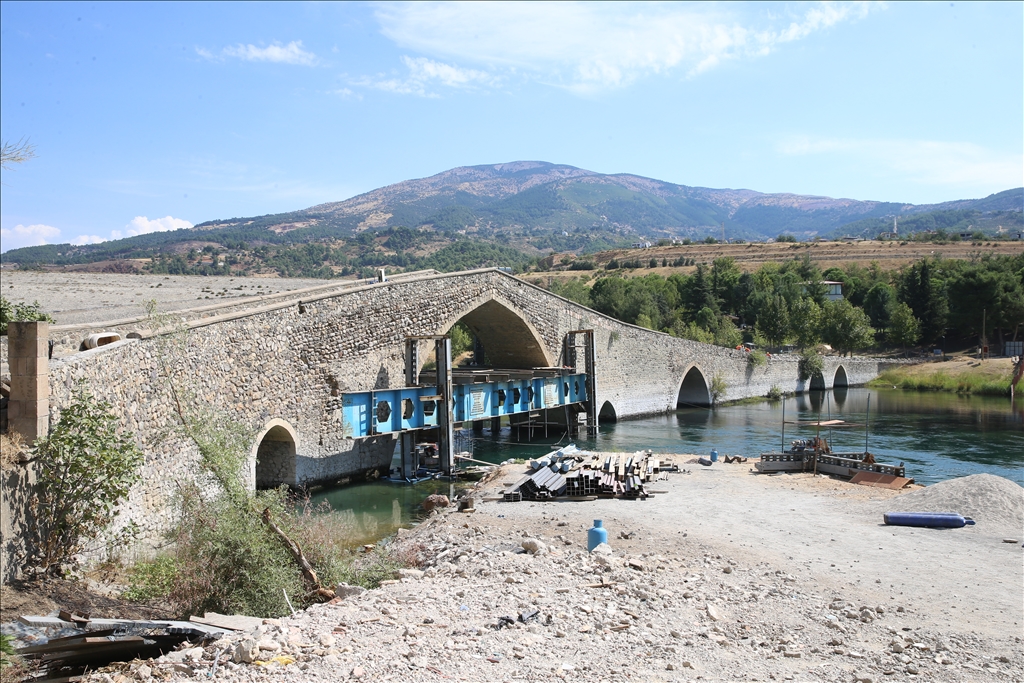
xmin=876 ymin=473 xmax=1024 ymax=531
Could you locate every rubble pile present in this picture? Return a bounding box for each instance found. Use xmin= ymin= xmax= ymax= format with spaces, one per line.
xmin=72 ymin=509 xmax=1020 ymax=683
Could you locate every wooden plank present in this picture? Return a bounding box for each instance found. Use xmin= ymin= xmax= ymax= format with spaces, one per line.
xmin=849 ymin=471 xmax=912 ymax=490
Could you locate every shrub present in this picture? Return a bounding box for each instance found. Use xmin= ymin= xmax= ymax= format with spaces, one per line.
xmin=798 ymin=350 xmax=824 ymax=381
xmin=710 ymin=374 xmax=727 ymax=404
xmin=747 ymin=349 xmax=768 ymax=369
xmin=0 ymin=296 xmax=54 ymax=334
xmin=766 ymin=385 xmax=784 ymax=400
xmin=29 ymin=385 xmax=143 ymax=573
xmin=123 ymin=555 xmax=178 ymax=602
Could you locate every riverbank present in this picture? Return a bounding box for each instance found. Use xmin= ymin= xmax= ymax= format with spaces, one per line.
xmin=73 ymin=460 xmax=1022 ymax=682
xmin=868 ymin=356 xmax=1014 ymax=396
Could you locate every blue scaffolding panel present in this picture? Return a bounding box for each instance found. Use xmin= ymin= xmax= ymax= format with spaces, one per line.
xmin=341 ymin=373 xmax=588 ymax=439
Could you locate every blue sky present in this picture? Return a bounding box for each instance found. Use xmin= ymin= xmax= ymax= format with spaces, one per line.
xmin=1 ymin=1 xmax=1021 ymax=252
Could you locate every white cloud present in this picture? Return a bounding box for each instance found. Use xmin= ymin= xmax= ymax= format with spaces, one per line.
xmin=71 ymin=234 xmax=107 ymax=245
xmin=0 ymin=223 xmax=61 ymax=251
xmin=0 ymin=215 xmax=194 ymax=253
xmin=121 ymin=215 xmax=193 ymax=238
xmin=201 ymin=40 xmax=319 ymax=66
xmin=352 ymin=55 xmax=499 ymax=97
xmin=777 ymin=135 xmax=1023 ymax=191
xmin=372 ymin=1 xmax=878 ymax=93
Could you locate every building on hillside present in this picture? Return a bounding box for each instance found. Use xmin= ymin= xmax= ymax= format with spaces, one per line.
xmin=631 ymin=241 xmax=652 ymax=249
xmin=801 ymin=280 xmax=844 ymax=301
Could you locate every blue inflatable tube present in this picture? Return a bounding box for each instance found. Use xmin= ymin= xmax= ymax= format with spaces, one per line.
xmin=883 ymin=512 xmax=975 ymax=528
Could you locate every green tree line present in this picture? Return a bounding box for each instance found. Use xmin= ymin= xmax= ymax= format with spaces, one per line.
xmin=546 ymin=252 xmax=1024 ymax=355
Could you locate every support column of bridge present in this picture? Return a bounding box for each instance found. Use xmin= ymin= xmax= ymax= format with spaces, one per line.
xmin=7 ymin=321 xmax=50 ymax=442
xmin=398 ymin=336 xmax=454 ymax=478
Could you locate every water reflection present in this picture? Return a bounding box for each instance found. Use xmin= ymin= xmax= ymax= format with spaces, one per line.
xmin=468 ymin=388 xmax=1022 ymax=486
xmin=310 ymin=387 xmax=1022 ymax=548
xmin=307 ymin=479 xmax=466 ymax=547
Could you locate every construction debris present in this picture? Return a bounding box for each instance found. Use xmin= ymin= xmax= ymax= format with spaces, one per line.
xmin=13 ymin=613 xmax=230 ymax=682
xmin=503 ymin=450 xmax=672 ymax=502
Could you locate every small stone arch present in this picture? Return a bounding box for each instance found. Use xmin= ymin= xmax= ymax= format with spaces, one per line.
xmin=833 ymin=365 xmax=849 ymax=388
xmin=677 ymin=366 xmax=712 ymax=407
xmin=438 ymin=295 xmax=552 ymax=369
xmin=253 ymin=419 xmax=298 ymax=489
xmin=809 ymin=372 xmax=827 ymax=390
xmin=598 ymin=401 xmax=617 ymax=424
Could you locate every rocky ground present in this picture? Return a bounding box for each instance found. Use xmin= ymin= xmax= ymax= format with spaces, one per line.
xmin=22 ymin=463 xmax=1024 ymax=682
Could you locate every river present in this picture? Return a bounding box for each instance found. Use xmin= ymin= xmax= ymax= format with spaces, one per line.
xmin=310 ymin=387 xmax=1023 ymax=543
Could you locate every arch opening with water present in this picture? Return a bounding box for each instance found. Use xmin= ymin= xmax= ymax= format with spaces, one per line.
xmin=677 ymin=366 xmax=712 ymax=407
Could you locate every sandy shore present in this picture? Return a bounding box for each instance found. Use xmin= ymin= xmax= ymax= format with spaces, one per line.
xmin=81 ymin=460 xmax=1022 ymax=683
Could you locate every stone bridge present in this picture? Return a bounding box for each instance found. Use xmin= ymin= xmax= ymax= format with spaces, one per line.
xmin=2 ymin=268 xmax=896 ymax=559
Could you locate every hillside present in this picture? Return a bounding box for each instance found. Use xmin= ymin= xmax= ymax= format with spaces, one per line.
xmin=2 ymin=161 xmax=1020 ymax=270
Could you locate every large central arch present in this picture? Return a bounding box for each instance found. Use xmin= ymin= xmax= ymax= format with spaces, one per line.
xmin=442 ymin=297 xmax=552 ymax=369
xmin=677 ymin=366 xmax=712 ymax=407
xmin=833 ymin=365 xmax=849 ymax=388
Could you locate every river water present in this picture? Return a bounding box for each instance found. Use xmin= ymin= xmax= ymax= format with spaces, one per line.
xmin=310 ymin=387 xmax=1023 ymax=543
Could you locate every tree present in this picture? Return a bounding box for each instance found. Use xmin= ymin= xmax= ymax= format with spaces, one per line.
xmin=29 ymin=386 xmax=144 ymax=572
xmin=887 ymin=302 xmax=920 ymax=356
xmin=789 ymin=297 xmax=822 ymax=349
xmin=754 ymin=294 xmax=790 ymax=348
xmin=1 ymin=138 xmax=36 ymax=170
xmin=898 ymin=260 xmax=947 ymax=345
xmin=820 ymin=299 xmax=875 ymax=356
xmin=863 ymin=283 xmax=896 ymax=331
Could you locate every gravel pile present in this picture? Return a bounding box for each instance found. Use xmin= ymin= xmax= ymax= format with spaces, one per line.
xmin=83 ymin=503 xmax=1022 ymax=683
xmin=872 ymin=473 xmax=1024 ymax=532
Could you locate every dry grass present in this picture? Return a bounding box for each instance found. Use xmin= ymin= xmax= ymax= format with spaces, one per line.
xmin=0 ymin=431 xmax=27 ymax=470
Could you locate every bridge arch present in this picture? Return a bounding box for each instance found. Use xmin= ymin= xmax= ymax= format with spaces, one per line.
xmin=439 ymin=295 xmax=552 ymax=369
xmin=677 ymin=365 xmax=712 ymax=407
xmin=598 ymin=401 xmax=617 ymax=424
xmin=253 ymin=419 xmax=298 ymax=489
xmin=809 ymin=372 xmax=827 ymax=390
xmin=833 ymin=365 xmax=849 ymax=388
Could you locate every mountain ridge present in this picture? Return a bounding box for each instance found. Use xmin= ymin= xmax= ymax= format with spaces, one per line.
xmin=3 ymin=161 xmax=1020 ymax=266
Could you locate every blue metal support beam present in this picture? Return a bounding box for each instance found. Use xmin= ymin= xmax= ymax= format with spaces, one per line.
xmin=340 ymin=373 xmax=589 ymax=439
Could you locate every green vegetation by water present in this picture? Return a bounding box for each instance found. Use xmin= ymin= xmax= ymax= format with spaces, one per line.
xmin=870 ymin=367 xmax=1012 ymax=396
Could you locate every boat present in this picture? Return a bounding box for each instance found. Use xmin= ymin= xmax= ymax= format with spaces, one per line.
xmin=756 ymin=395 xmax=909 ymax=482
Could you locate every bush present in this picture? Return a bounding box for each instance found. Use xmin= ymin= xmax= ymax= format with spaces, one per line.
xmin=747 ymin=349 xmax=768 ymax=369
xmin=798 ymin=350 xmax=824 ymax=381
xmin=123 ymin=555 xmax=178 ymax=602
xmin=710 ymin=374 xmax=727 ymax=404
xmin=0 ymin=296 xmax=54 ymax=334
xmin=30 ymin=386 xmax=143 ymax=573
xmin=766 ymin=385 xmax=784 ymax=401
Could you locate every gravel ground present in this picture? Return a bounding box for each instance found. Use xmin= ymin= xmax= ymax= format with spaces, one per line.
xmin=78 ymin=463 xmax=1022 ymax=683
xmin=1 ymin=271 xmax=351 ymax=327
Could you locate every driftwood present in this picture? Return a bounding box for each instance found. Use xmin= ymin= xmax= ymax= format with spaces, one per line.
xmin=261 ymin=507 xmax=336 ymax=602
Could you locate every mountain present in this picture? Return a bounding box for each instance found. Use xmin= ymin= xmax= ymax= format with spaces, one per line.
xmin=3 ymin=162 xmax=1021 ymax=267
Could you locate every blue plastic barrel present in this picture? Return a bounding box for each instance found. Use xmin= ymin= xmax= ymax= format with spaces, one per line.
xmin=588 ymin=520 xmax=608 ymax=551
xmin=883 ymin=512 xmax=975 ymax=528
xmin=710 ymin=449 xmax=719 ymax=462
